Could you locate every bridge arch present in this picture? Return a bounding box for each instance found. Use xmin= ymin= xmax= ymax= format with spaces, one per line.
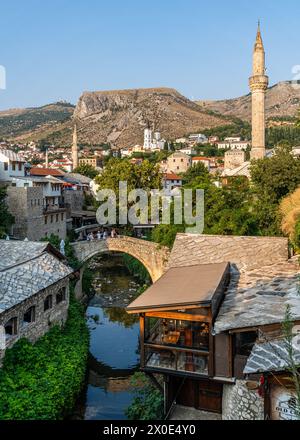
xmin=71 ymin=236 xmax=170 ymax=283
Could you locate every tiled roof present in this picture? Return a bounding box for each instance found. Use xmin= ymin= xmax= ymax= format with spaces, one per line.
xmin=244 ymin=337 xmax=300 ymax=374
xmin=0 ymin=241 xmax=48 ymax=270
xmin=30 ymin=167 xmax=65 ymax=177
xmin=214 ymin=258 xmax=300 ymax=333
xmin=164 ymin=173 xmax=182 ymax=180
xmin=168 ymin=234 xmax=300 ymax=332
xmin=63 ymin=173 xmax=92 ymax=184
xmin=222 ymin=162 xmax=251 ymax=178
xmin=0 ymin=149 xmax=25 ymax=162
xmin=0 ymin=241 xmax=72 ymax=313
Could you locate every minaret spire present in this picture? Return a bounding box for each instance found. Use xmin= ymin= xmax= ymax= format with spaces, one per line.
xmin=45 ymin=148 xmax=49 ymax=168
xmin=249 ymin=22 xmax=269 ymax=160
xmin=72 ymin=123 xmax=79 ymax=170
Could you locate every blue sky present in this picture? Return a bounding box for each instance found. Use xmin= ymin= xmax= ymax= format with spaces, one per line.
xmin=0 ymin=0 xmax=299 ymax=110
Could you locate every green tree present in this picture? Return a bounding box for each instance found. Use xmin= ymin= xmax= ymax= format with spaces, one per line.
xmin=183 ymin=162 xmax=211 ymax=185
xmin=95 ymin=158 xmax=162 ymax=194
xmin=41 ymin=234 xmax=79 ymax=269
xmin=250 ymin=150 xmax=300 ymax=235
xmin=73 ymin=163 xmax=99 ymax=179
xmin=0 ymin=186 xmax=14 ymax=238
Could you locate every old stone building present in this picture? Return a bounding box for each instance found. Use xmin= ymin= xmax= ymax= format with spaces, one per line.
xmin=166 ymin=152 xmax=191 ymax=174
xmin=224 ymin=150 xmax=246 ymax=170
xmin=0 ymin=240 xmax=73 ymax=362
xmin=128 ymin=233 xmax=300 ymax=420
xmin=7 ymin=184 xmax=67 ymax=241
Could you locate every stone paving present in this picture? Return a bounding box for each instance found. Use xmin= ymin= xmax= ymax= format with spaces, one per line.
xmin=169 ymin=405 xmax=221 ymax=421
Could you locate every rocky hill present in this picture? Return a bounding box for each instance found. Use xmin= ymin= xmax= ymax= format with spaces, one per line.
xmin=0 ymin=102 xmax=75 ymax=144
xmin=73 ymin=87 xmax=227 ymax=147
xmin=2 ymin=82 xmax=300 ymax=147
xmin=197 ymin=81 xmax=300 ymax=123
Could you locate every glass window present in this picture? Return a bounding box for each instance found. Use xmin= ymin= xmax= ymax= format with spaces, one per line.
xmin=23 ymin=306 xmax=36 ymax=325
xmin=56 ymin=288 xmax=66 ymax=304
xmin=146 ymin=318 xmax=209 ymax=351
xmin=4 ymin=317 xmax=18 ymax=338
xmin=44 ymin=295 xmax=53 ymax=312
xmin=4 ymin=163 xmax=8 ymax=171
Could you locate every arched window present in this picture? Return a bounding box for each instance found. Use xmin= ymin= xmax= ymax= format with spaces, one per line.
xmin=56 ymin=287 xmax=66 ymax=305
xmin=23 ymin=306 xmax=36 ymax=325
xmin=44 ymin=295 xmax=53 ymax=312
xmin=4 ymin=317 xmax=18 ymax=338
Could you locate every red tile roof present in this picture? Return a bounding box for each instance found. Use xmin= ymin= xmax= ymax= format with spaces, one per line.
xmin=164 ymin=173 xmax=182 ymax=180
xmin=30 ymin=167 xmax=65 ymax=177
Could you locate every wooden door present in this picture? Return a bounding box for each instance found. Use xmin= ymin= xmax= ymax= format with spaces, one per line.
xmin=197 ymin=380 xmax=223 ymax=413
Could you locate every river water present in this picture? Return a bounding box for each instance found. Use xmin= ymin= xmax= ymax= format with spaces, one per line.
xmin=71 ymin=254 xmax=142 ymax=420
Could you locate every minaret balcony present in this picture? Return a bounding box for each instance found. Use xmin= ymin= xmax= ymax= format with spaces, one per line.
xmin=249 ymin=75 xmax=269 ymax=91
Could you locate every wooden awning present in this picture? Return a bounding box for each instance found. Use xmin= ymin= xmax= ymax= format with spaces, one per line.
xmin=127 ymin=262 xmax=230 ymax=314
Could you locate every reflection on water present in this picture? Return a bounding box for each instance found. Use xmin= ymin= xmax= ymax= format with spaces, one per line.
xmin=71 ymin=255 xmax=141 ymax=420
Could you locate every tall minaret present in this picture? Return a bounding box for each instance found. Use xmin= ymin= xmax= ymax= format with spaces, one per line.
xmin=249 ymin=22 xmax=269 ymax=160
xmin=72 ymin=123 xmax=79 ymax=170
xmin=45 ymin=148 xmax=49 ymax=168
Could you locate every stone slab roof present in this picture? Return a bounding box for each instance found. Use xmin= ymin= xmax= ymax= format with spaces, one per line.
xmin=63 ymin=173 xmax=92 ymax=185
xmin=0 ymin=241 xmax=48 ymax=270
xmin=244 ymin=337 xmax=300 ymax=374
xmin=0 ymin=241 xmax=72 ymax=314
xmin=214 ymin=258 xmax=300 ymax=333
xmin=169 ymin=234 xmax=300 ymax=332
xmin=169 ymin=234 xmax=288 ymax=272
xmin=221 ymin=162 xmax=251 ymax=178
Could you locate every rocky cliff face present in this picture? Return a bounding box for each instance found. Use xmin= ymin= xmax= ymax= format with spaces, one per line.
xmin=197 ymin=81 xmax=300 ymax=122
xmin=73 ymin=87 xmax=226 ymax=147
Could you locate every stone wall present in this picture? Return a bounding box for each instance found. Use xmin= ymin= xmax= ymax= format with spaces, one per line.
xmin=169 ymin=233 xmax=289 ymax=272
xmin=224 ymin=150 xmax=246 ymax=170
xmin=7 ymin=186 xmax=66 ymax=240
xmin=222 ymin=380 xmax=264 ymax=420
xmin=64 ymin=190 xmax=84 ymax=218
xmin=0 ymin=278 xmax=69 ymax=362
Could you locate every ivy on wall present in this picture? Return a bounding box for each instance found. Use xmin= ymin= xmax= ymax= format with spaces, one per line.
xmin=0 ymin=292 xmax=89 ymax=420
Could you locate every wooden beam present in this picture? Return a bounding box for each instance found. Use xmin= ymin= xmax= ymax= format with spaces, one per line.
xmin=208 ymin=311 xmax=215 ymax=378
xmin=140 ymin=314 xmax=145 ymax=369
xmin=145 ymin=372 xmax=164 ymax=394
xmin=145 ymin=311 xmax=211 ymax=323
xmin=127 ymin=304 xmax=210 ymax=314
xmin=228 ymin=334 xmax=233 ymax=378
xmin=144 ymin=342 xmax=209 ymax=356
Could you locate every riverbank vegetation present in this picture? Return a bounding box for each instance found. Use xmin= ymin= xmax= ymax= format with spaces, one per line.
xmin=0 ymin=292 xmax=89 ymax=420
xmin=126 ymin=372 xmax=164 ymax=420
xmin=122 ymin=254 xmax=151 ymax=285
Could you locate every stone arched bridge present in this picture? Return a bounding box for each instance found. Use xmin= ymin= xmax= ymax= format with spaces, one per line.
xmin=71 ymin=236 xmax=170 ymax=282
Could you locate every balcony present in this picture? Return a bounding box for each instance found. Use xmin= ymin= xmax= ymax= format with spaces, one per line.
xmin=43 ymin=203 xmax=66 ymax=213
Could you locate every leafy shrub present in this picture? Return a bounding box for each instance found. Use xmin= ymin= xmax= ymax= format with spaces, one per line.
xmin=122 ymin=254 xmax=151 ymax=284
xmin=126 ymin=372 xmax=164 ymax=420
xmin=0 ymin=293 xmax=89 ymax=420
